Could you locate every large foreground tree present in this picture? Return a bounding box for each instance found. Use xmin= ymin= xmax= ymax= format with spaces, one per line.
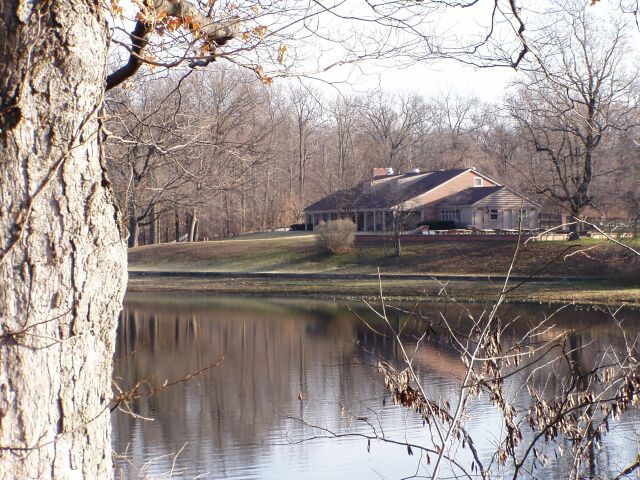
xmin=0 ymin=1 xmax=125 ymax=477
xmin=0 ymin=0 xmax=243 ymax=477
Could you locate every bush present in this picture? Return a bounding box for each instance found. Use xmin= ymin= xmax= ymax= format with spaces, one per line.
xmin=289 ymin=223 xmax=306 ymax=231
xmin=316 ymin=219 xmax=356 ymax=254
xmin=417 ymin=219 xmax=457 ymax=230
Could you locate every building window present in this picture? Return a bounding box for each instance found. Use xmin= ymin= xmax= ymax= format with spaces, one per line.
xmin=517 ymin=209 xmax=528 ymax=221
xmin=474 ymin=177 xmax=483 ymax=187
xmin=490 ymin=209 xmax=498 ymax=220
xmin=441 ymin=209 xmax=460 ymax=222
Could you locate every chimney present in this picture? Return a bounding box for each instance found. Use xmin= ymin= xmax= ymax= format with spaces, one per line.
xmin=372 ymin=167 xmax=387 ymax=177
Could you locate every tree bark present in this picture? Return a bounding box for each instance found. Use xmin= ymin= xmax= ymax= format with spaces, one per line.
xmin=149 ymin=205 xmax=157 ymax=244
xmin=128 ymin=209 xmax=139 ymax=248
xmin=0 ymin=2 xmax=126 ymax=479
xmin=174 ymin=209 xmax=181 ymax=242
xmin=569 ymin=212 xmax=582 ymax=240
xmin=188 ymin=210 xmax=199 ymax=242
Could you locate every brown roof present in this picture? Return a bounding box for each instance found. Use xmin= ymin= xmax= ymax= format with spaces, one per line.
xmin=304 ymin=169 xmax=468 ymax=212
xmin=436 ymin=186 xmax=503 ymax=207
xmin=437 ymin=186 xmax=542 ymax=208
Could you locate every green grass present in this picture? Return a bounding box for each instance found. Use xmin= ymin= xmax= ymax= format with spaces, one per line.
xmin=128 ymin=232 xmax=640 ymax=281
xmin=126 ymin=275 xmax=640 ymax=307
xmin=127 ymin=232 xmax=639 ymax=304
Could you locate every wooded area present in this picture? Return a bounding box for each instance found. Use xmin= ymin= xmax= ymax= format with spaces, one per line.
xmin=105 ymin=3 xmax=640 ymax=244
xmin=107 ymin=76 xmax=640 ymax=243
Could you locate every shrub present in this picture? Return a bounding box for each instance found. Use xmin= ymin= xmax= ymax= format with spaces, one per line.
xmin=417 ymin=219 xmax=457 ymax=230
xmin=289 ymin=223 xmax=306 ymax=231
xmin=316 ymin=219 xmax=356 ymax=254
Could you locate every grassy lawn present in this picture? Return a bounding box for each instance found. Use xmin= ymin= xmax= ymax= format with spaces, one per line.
xmin=126 ymin=275 xmax=640 ymax=307
xmin=129 ymin=232 xmax=639 ymax=280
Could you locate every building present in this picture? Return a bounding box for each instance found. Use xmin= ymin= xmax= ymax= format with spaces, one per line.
xmin=303 ymin=167 xmax=541 ymax=231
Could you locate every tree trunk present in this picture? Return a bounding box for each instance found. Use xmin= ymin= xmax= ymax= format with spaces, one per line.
xmin=149 ymin=205 xmax=157 ymax=244
xmin=394 ymin=221 xmax=402 ymax=257
xmin=569 ymin=212 xmax=582 ymax=240
xmin=174 ymin=209 xmax=180 ymax=242
xmin=188 ymin=210 xmax=198 ymax=242
xmin=0 ymin=2 xmax=126 ymax=479
xmin=128 ymin=210 xmax=139 ymax=248
xmin=164 ymin=220 xmax=169 ymax=244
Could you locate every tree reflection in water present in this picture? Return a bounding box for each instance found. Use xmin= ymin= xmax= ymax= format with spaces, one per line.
xmin=112 ymin=294 xmax=640 ymax=479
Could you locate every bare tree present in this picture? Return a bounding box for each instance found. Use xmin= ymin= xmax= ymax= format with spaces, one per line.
xmin=288 ymin=86 xmax=323 ymax=201
xmin=430 ymin=93 xmax=485 ymax=168
xmin=329 ymin=96 xmax=360 ymax=191
xmin=360 ymin=91 xmax=426 ymax=173
xmin=508 ymin=5 xmax=639 ymax=237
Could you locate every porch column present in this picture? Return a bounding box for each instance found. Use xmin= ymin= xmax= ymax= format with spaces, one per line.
xmin=363 ymin=211 xmax=367 ymax=232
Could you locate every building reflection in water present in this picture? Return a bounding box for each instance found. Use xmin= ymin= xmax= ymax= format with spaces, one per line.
xmin=112 ymin=294 xmax=640 ymax=479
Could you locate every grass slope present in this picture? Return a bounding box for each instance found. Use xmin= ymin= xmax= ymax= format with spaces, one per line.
xmin=129 ymin=232 xmax=639 ymax=280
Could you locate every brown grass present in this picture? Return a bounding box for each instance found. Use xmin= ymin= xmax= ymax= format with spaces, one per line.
xmin=126 ymin=276 xmax=640 ymax=307
xmin=128 ymin=233 xmax=639 ymax=281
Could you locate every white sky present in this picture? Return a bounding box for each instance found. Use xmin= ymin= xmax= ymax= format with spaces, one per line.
xmin=339 ymin=61 xmax=514 ymax=101
xmin=276 ymin=0 xmax=637 ymax=102
xmin=110 ymin=0 xmax=636 ymax=103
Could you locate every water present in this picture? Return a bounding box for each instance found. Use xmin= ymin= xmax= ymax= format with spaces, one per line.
xmin=112 ymin=294 xmax=640 ymax=479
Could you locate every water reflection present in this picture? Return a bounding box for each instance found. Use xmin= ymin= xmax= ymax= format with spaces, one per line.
xmin=112 ymin=294 xmax=640 ymax=479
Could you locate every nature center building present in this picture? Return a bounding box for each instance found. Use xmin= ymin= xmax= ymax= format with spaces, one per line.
xmin=303 ymin=167 xmax=541 ymax=232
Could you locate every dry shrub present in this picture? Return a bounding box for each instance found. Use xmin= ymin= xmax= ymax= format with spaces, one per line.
xmin=316 ymin=219 xmax=356 ymax=254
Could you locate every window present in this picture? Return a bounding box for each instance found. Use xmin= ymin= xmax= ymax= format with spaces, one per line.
xmin=517 ymin=209 xmax=528 ymax=221
xmin=474 ymin=177 xmax=483 ymax=187
xmin=490 ymin=209 xmax=498 ymax=220
xmin=441 ymin=209 xmax=460 ymax=222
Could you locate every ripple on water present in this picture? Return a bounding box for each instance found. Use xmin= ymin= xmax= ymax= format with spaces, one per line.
xmin=112 ymin=295 xmax=640 ymax=479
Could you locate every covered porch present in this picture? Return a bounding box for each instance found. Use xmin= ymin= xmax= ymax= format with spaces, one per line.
xmin=305 ymin=209 xmax=424 ymax=232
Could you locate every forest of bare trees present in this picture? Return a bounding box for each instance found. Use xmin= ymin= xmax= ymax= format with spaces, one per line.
xmin=106 ymin=69 xmax=640 ymax=244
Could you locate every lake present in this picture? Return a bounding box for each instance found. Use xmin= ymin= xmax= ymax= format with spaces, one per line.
xmin=112 ymin=293 xmax=640 ymax=479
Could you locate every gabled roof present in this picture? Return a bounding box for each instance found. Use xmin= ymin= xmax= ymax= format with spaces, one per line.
xmin=396 ymin=169 xmax=469 ymax=200
xmin=437 ymin=186 xmax=542 ymax=208
xmin=436 ymin=186 xmax=503 ymax=207
xmin=304 ymin=169 xmax=469 ymax=212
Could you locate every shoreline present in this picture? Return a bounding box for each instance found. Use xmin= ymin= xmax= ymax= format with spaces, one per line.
xmin=127 ymin=271 xmax=640 ymax=308
xmin=128 ymin=270 xmax=604 ymax=282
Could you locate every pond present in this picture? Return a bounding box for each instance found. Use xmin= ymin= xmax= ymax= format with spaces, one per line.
xmin=112 ymin=294 xmax=640 ymax=479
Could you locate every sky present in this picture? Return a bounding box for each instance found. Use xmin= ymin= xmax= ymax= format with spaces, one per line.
xmin=340 ymin=61 xmax=515 ymax=102
xmin=280 ymin=0 xmax=637 ymax=103
xmin=108 ymin=0 xmax=636 ymax=103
